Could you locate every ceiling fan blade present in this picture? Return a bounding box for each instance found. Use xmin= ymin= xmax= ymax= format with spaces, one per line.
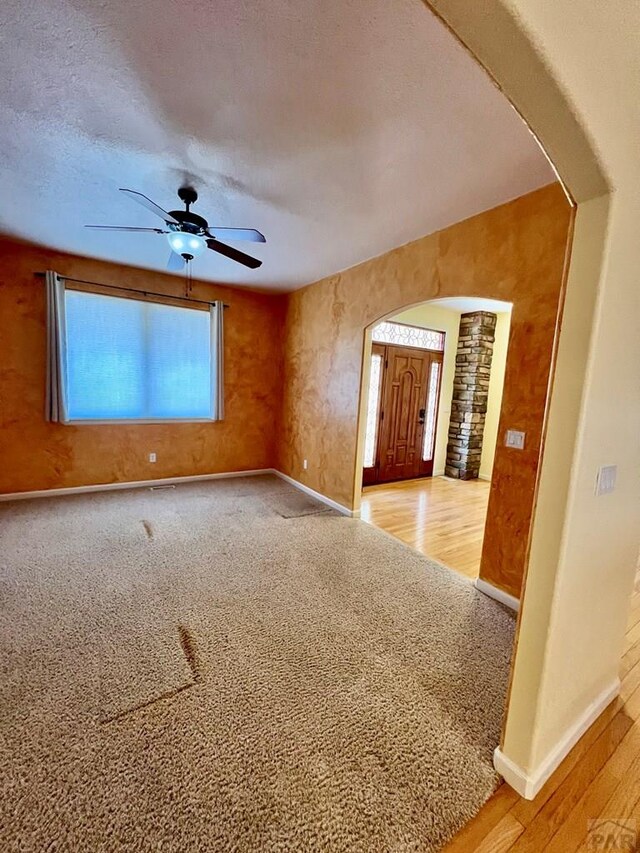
xmin=206 ymin=227 xmax=266 ymax=243
xmin=119 ymin=188 xmax=180 ymax=225
xmin=167 ymin=251 xmax=185 ymax=271
xmin=206 ymin=238 xmax=262 ymax=269
xmin=85 ymin=224 xmax=167 ymax=233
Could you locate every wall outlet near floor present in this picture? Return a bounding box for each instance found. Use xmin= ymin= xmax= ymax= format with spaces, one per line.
xmin=149 ymin=452 xmax=157 ymax=463
xmin=595 ymin=464 xmax=617 ymax=496
xmin=303 ymin=459 xmax=308 ymax=470
xmin=505 ymin=429 xmax=526 ymax=450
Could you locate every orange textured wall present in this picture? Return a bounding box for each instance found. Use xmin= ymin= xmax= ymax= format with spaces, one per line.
xmin=278 ymin=184 xmax=573 ymax=598
xmin=0 ymin=237 xmax=285 ymax=494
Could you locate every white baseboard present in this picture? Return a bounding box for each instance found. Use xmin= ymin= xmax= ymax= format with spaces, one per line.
xmin=0 ymin=468 xmax=273 ymax=502
xmin=478 ymin=473 xmax=492 ymax=482
xmin=272 ymin=470 xmax=358 ymax=517
xmin=474 ymin=578 xmax=520 ymax=612
xmin=494 ymin=677 xmax=620 ymax=800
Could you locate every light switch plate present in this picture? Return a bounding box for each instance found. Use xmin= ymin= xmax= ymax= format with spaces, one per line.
xmin=505 ymin=429 xmax=526 ymax=450
xmin=595 ymin=464 xmax=617 ymax=496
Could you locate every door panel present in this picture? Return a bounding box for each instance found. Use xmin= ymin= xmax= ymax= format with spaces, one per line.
xmin=363 ymin=343 xmax=443 ymax=485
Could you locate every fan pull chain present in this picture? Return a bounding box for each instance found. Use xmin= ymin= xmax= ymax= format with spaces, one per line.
xmin=184 ymin=259 xmax=192 ymax=298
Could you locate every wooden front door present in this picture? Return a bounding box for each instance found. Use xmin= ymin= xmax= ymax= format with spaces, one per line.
xmin=378 ymin=344 xmax=431 ymax=482
xmin=363 ymin=342 xmax=443 ymax=486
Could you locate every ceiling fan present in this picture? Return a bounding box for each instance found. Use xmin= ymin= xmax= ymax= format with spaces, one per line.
xmin=86 ymin=187 xmax=265 ymax=270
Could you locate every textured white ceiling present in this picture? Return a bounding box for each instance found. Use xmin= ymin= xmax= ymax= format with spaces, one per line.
xmin=427 ymin=297 xmax=513 ymax=314
xmin=0 ymin=0 xmax=554 ymax=291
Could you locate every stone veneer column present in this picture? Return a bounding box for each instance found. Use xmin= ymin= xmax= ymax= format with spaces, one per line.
xmin=445 ymin=311 xmax=497 ymax=479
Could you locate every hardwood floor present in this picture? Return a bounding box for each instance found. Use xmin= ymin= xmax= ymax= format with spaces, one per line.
xmin=443 ymin=587 xmax=640 ymax=852
xmin=360 ymin=475 xmax=491 ymax=579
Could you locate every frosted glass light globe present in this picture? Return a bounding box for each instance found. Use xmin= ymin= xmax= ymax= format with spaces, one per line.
xmin=167 ymin=231 xmax=206 ymax=257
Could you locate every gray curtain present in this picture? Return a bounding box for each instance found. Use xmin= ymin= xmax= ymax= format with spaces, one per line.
xmin=210 ymin=300 xmax=225 ymax=420
xmin=45 ymin=271 xmax=68 ymax=422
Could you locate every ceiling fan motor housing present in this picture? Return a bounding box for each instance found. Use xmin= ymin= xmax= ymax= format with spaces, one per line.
xmin=168 ymin=210 xmax=209 ymax=234
xmin=169 ymin=187 xmax=209 ymax=234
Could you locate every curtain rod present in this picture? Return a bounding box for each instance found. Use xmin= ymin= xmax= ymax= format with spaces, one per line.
xmin=34 ymin=272 xmax=229 ymax=308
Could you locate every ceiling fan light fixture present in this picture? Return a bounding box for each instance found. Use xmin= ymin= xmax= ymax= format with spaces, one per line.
xmin=167 ymin=231 xmax=206 ymax=257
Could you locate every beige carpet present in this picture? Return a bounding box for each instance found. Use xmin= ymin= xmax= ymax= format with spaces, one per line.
xmin=0 ymin=474 xmax=515 ymax=852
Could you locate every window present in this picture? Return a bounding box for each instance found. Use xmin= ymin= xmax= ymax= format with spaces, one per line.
xmin=363 ymin=352 xmax=383 ymax=468
xmin=422 ymin=360 xmax=441 ymax=461
xmin=371 ymin=321 xmax=445 ymax=351
xmin=59 ymin=289 xmax=222 ymax=422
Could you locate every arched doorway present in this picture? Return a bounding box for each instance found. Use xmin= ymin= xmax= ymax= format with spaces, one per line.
xmin=358 ymin=297 xmax=512 ymax=584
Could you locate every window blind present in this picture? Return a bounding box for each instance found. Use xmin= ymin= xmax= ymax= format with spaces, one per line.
xmin=61 ymin=289 xmax=219 ymax=422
